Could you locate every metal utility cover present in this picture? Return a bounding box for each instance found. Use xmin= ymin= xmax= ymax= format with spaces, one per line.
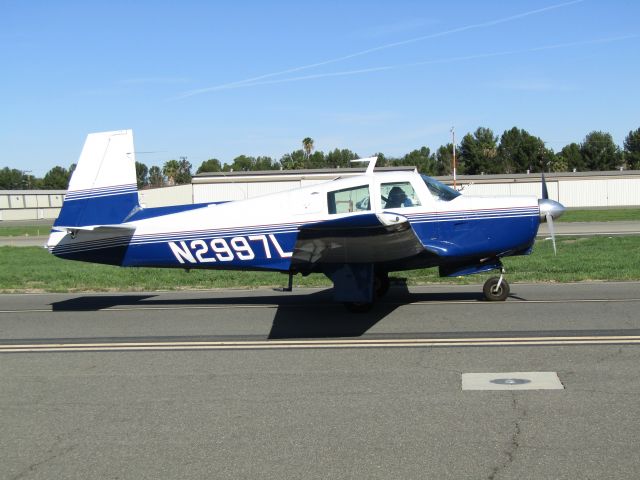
xmin=462 ymin=372 xmax=564 ymax=390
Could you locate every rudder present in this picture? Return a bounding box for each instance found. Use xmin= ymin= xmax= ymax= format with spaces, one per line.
xmin=54 ymin=130 xmax=140 ymax=227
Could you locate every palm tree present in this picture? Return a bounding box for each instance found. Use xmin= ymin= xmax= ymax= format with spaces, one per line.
xmin=148 ymin=166 xmax=164 ymax=188
xmin=302 ymin=137 xmax=314 ymax=161
xmin=162 ymin=159 xmax=180 ymax=186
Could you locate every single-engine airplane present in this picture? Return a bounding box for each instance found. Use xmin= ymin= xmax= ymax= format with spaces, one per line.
xmin=47 ymin=130 xmax=565 ymax=311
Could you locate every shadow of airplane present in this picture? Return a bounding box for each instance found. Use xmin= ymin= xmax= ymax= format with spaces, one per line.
xmin=50 ymin=280 xmax=495 ymax=340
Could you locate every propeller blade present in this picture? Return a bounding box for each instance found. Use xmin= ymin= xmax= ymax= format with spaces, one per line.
xmin=541 ymin=172 xmax=549 ymax=200
xmin=546 ymin=212 xmax=557 ymax=255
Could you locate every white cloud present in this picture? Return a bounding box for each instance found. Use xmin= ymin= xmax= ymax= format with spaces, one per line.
xmin=488 ymin=78 xmax=576 ymax=92
xmin=119 ymin=77 xmax=191 ymax=85
xmin=176 ymin=0 xmax=585 ymax=98
xmin=353 ymin=18 xmax=440 ymax=39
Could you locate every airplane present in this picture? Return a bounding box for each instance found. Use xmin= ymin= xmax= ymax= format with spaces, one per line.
xmin=46 ymin=129 xmax=565 ymax=311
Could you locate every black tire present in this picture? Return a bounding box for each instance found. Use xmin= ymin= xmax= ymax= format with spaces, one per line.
xmin=344 ymin=302 xmax=374 ymax=313
xmin=374 ymin=271 xmax=390 ymax=298
xmin=483 ymin=277 xmax=510 ymax=301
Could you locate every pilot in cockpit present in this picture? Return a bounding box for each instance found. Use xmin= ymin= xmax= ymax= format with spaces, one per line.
xmin=385 ymin=186 xmax=413 ymax=208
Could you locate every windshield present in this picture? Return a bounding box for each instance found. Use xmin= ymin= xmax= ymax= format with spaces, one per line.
xmin=420 ymin=174 xmax=461 ymax=201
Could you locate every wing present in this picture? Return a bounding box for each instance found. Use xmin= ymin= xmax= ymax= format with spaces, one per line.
xmin=291 ymin=212 xmax=426 ymax=267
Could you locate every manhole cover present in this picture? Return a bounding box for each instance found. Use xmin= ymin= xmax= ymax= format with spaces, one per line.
xmin=462 ymin=372 xmax=564 ymax=390
xmin=490 ymin=378 xmax=531 ymax=385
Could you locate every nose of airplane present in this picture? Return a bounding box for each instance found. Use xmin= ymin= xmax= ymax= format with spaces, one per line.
xmin=538 ymin=198 xmax=565 ymax=222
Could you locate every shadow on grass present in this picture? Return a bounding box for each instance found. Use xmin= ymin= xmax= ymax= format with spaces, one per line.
xmin=49 ymin=280 xmax=494 ymax=339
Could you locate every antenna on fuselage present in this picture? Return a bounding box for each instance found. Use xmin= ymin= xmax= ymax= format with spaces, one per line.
xmin=351 ymin=156 xmax=378 ymax=175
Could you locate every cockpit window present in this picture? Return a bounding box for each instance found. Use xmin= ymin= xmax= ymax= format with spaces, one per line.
xmin=420 ymin=174 xmax=461 ymax=201
xmin=327 ymin=185 xmax=370 ymax=214
xmin=381 ymin=182 xmax=421 ymax=208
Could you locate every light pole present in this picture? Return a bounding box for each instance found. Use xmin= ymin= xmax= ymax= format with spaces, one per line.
xmin=450 ymin=127 xmax=457 ymax=189
xmin=22 ymin=170 xmax=32 ymax=189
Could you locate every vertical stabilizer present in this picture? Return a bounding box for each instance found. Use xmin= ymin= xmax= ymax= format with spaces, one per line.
xmin=54 ymin=130 xmax=140 ymax=227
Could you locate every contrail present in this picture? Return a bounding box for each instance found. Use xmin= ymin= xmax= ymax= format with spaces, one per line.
xmin=177 ymin=0 xmax=584 ymax=99
xmin=185 ymin=34 xmax=637 ymax=91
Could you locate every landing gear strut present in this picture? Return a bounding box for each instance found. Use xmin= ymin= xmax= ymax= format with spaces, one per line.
xmin=343 ymin=271 xmax=390 ymax=313
xmin=483 ymin=269 xmax=510 ymax=301
xmin=374 ymin=271 xmax=390 ymax=298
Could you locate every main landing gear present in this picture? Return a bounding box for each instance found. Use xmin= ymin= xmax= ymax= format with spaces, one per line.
xmin=482 ymin=269 xmax=510 ymax=302
xmin=344 ymin=271 xmax=390 ymax=313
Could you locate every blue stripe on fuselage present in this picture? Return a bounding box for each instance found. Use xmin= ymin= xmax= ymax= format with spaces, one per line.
xmin=52 ymin=230 xmax=298 ymax=272
xmin=51 ymin=208 xmax=540 ymax=270
xmin=409 ymin=211 xmax=539 ymax=258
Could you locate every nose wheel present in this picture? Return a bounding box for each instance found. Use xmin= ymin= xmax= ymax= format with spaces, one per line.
xmin=483 ymin=272 xmax=510 ymax=301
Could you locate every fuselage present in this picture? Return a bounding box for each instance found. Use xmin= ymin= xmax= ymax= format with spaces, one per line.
xmin=47 ymin=170 xmax=541 ymax=275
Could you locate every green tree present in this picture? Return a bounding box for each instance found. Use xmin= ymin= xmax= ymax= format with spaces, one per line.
xmin=580 ymin=131 xmax=622 ymax=171
xmin=497 ymin=127 xmax=548 ymax=173
xmin=305 ymin=151 xmax=326 ymax=169
xmin=175 ymin=157 xmax=192 ymax=185
xmin=280 ymin=150 xmax=305 ymax=170
xmin=42 ymin=166 xmax=71 ymax=189
xmin=149 ymin=166 xmax=164 ymax=187
xmin=302 ymin=137 xmax=314 ymax=161
xmin=0 ymin=167 xmax=24 ymax=189
xmin=623 ymin=127 xmax=640 ymax=170
xmin=196 ymin=158 xmax=222 ymax=174
xmin=459 ymin=127 xmax=498 ymax=174
xmin=326 ymin=148 xmax=359 ymax=168
xmin=135 ymin=161 xmax=148 ymax=189
xmin=435 ymin=144 xmax=454 ymax=176
xmin=162 ymin=160 xmax=180 ymax=185
xmin=371 ymin=152 xmax=387 ymax=167
xmin=228 ymin=155 xmax=255 ymax=171
xmin=254 ymin=156 xmax=279 ymax=170
xmin=547 ymin=151 xmax=567 ymax=173
xmin=400 ymin=147 xmax=436 ymax=175
xmin=557 ymin=143 xmax=584 ymax=171
xmin=22 ymin=173 xmax=40 ymax=189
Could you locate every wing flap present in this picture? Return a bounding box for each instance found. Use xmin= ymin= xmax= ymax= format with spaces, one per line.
xmin=291 ymin=213 xmax=425 ymax=266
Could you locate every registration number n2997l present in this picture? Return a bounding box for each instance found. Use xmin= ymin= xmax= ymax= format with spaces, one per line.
xmin=168 ymin=234 xmax=292 ymax=264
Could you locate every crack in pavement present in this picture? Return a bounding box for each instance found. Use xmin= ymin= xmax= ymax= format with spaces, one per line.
xmin=9 ymin=444 xmax=77 ymax=480
xmin=487 ymin=394 xmax=526 ymax=480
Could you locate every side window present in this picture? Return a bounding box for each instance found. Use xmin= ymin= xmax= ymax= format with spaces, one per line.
xmin=327 ymin=185 xmax=370 ymax=214
xmin=381 ymin=182 xmax=421 ymax=209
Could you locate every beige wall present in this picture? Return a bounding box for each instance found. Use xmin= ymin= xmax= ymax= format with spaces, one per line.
xmin=0 ymin=186 xmax=193 ymax=221
xmin=138 ymin=185 xmax=192 ymax=207
xmin=2 ymin=172 xmax=640 ymax=223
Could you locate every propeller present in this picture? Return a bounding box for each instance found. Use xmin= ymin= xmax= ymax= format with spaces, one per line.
xmin=538 ymin=173 xmax=565 ymax=255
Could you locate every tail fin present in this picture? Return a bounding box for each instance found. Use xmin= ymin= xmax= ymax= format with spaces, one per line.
xmin=54 ymin=130 xmax=140 ymax=227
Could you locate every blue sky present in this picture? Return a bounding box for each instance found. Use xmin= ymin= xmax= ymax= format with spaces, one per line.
xmin=2 ymin=0 xmax=639 ymax=176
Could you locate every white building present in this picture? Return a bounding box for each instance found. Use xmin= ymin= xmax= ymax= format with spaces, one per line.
xmin=2 ymin=169 xmax=640 ymax=222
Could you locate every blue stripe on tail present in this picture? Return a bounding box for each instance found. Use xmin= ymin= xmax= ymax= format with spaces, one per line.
xmin=54 ymin=188 xmax=140 ymax=227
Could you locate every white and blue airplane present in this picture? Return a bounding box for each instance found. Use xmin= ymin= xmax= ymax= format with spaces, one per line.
xmin=47 ymin=129 xmax=565 ymax=311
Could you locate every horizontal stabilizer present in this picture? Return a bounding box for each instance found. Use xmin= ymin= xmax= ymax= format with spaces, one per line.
xmin=53 ymin=225 xmax=136 ymax=233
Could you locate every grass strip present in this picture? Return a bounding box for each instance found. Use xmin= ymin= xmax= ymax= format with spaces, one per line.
xmin=1 ymin=235 xmax=639 ymax=293
xmin=558 ymin=208 xmax=640 ymax=223
xmin=0 ymin=225 xmax=53 ymax=237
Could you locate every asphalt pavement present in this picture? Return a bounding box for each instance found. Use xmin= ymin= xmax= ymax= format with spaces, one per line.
xmin=2 ymin=282 xmax=640 ymax=479
xmin=537 ymin=220 xmax=640 ymax=236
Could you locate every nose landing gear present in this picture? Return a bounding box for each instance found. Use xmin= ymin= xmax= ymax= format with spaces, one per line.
xmin=483 ymin=269 xmax=510 ymax=301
